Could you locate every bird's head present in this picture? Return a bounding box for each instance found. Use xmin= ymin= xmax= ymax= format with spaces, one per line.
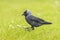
xmin=22 ymin=10 xmax=32 ymax=16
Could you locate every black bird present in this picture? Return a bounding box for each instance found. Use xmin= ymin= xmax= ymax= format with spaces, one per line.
xmin=22 ymin=10 xmax=52 ymax=30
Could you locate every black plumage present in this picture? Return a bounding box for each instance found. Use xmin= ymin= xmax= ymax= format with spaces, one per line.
xmin=22 ymin=10 xmax=52 ymax=30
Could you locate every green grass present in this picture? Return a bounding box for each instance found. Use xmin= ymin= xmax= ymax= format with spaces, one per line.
xmin=0 ymin=0 xmax=60 ymax=40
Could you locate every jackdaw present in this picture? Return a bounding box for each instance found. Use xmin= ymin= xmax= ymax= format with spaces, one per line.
xmin=22 ymin=10 xmax=52 ymax=30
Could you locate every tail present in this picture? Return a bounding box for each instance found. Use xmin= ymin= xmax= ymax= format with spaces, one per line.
xmin=42 ymin=22 xmax=52 ymax=24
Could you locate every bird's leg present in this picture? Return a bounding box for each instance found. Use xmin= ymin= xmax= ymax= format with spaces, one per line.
xmin=31 ymin=26 xmax=34 ymax=30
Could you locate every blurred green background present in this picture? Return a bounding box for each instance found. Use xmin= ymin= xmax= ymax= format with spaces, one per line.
xmin=0 ymin=0 xmax=60 ymax=40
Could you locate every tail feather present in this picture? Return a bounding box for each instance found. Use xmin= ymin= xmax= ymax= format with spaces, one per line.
xmin=42 ymin=22 xmax=52 ymax=24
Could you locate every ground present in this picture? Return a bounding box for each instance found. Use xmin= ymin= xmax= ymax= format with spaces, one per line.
xmin=0 ymin=0 xmax=60 ymax=40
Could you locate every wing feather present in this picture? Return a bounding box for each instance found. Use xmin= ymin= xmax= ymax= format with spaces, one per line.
xmin=28 ymin=15 xmax=45 ymax=23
